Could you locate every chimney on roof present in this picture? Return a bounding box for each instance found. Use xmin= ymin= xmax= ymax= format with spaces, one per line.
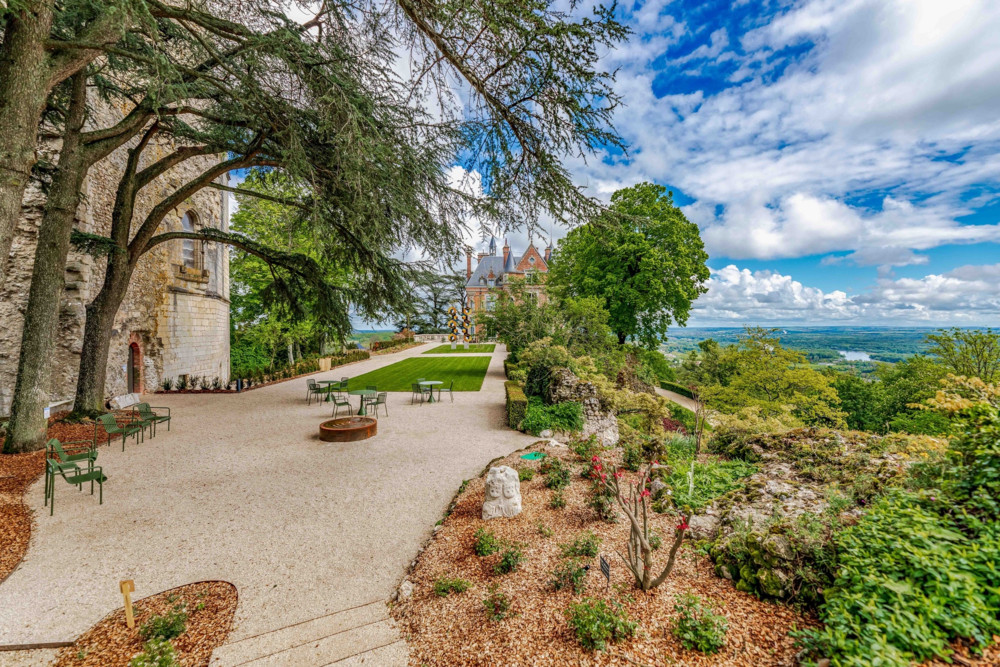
xmin=544 ymin=243 xmax=552 ymax=263
xmin=466 ymin=249 xmax=473 ymax=279
xmin=502 ymin=238 xmax=510 ymax=266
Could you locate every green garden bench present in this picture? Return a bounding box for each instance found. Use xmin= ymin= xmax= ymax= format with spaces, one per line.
xmin=134 ymin=403 xmax=170 ymax=437
xmin=45 ymin=458 xmax=105 ymax=515
xmin=97 ymin=412 xmax=143 ymax=451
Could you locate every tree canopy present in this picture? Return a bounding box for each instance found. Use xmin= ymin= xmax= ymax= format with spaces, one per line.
xmin=547 ymin=182 xmax=710 ymax=348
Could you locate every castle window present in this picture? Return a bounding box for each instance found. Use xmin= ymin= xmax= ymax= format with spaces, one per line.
xmin=181 ymin=212 xmax=202 ymax=269
xmin=529 ymin=255 xmax=535 ymax=264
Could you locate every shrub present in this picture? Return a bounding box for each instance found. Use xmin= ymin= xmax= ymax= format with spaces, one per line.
xmin=129 ymin=639 xmax=179 ymax=667
xmin=518 ymin=467 xmax=535 ymax=482
xmin=433 ymin=577 xmax=471 ymax=597
xmin=649 ymin=531 xmax=662 ymax=551
xmin=482 ymin=585 xmax=513 ymax=621
xmin=537 ymin=522 xmax=553 ymax=538
xmin=660 ymin=381 xmax=695 ymax=399
xmin=176 ymin=376 xmax=188 ymax=390
xmin=559 ymin=531 xmax=601 ymax=558
xmin=795 ymin=490 xmax=1000 ymax=665
xmin=161 ymin=378 xmax=173 ymax=391
xmin=551 ymin=559 xmax=589 ymax=594
xmin=493 ymin=543 xmax=524 ymax=575
xmin=660 ymin=458 xmax=758 ymax=513
xmin=588 ymin=489 xmax=617 ymax=522
xmin=370 ymin=336 xmax=414 ymax=352
xmin=569 ymin=433 xmax=601 ymax=460
xmin=542 ymin=458 xmax=571 ymax=490
xmin=211 ymin=376 xmax=222 ymax=390
xmin=473 ymin=528 xmax=501 ymax=557
xmin=549 ymin=490 xmax=566 ymax=509
xmin=521 ymin=398 xmax=584 ymax=435
xmin=504 ymin=381 xmax=528 ymax=430
xmin=622 ymin=441 xmax=644 ymax=472
xmin=139 ymin=605 xmax=187 ymax=641
xmin=565 ymin=598 xmax=637 ymax=651
xmin=671 ymin=593 xmax=727 ymax=654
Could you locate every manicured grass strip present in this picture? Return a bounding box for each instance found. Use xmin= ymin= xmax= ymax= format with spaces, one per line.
xmin=423 ymin=344 xmax=496 ymax=354
xmin=345 ymin=357 xmax=491 ymax=392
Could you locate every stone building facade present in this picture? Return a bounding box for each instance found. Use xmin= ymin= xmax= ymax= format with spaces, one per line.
xmin=0 ymin=107 xmax=231 ymax=415
xmin=465 ymin=236 xmax=551 ymax=340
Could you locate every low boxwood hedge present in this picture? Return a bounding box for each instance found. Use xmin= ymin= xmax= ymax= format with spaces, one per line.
xmin=505 ymin=381 xmax=528 ymax=430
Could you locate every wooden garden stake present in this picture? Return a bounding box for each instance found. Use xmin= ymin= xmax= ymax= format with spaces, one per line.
xmin=120 ymin=580 xmax=135 ymax=629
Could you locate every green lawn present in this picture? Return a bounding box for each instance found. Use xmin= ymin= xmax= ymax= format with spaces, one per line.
xmin=423 ymin=344 xmax=496 ymax=354
xmin=345 ymin=356 xmax=491 ymax=392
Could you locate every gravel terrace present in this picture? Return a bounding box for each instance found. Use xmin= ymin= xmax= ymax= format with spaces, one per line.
xmin=0 ymin=343 xmax=534 ymax=666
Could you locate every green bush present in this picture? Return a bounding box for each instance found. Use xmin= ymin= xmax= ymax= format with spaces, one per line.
xmin=667 ymin=402 xmax=698 ymax=434
xmin=565 ymin=598 xmax=637 ymax=651
xmin=542 ymin=458 xmax=571 ymax=490
xmin=569 ymin=433 xmax=601 ymax=460
xmin=504 ymin=381 xmax=528 ymax=430
xmin=622 ymin=441 xmax=644 ymax=472
xmin=671 ymin=593 xmax=728 ymax=654
xmin=659 ymin=458 xmax=758 ymax=512
xmin=473 ymin=528 xmax=501 ymax=557
xmin=559 ymin=531 xmax=601 ymax=558
xmin=517 ymin=467 xmax=535 ymax=482
xmin=129 ymin=639 xmax=179 ymax=667
xmin=370 ymin=336 xmax=414 ymax=352
xmin=139 ymin=605 xmax=187 ymax=641
xmin=795 ymin=491 xmax=1000 ymax=666
xmin=661 ymin=381 xmax=695 ymax=399
xmin=549 ymin=490 xmax=566 ymax=509
xmin=433 ymin=577 xmax=471 ymax=597
xmin=493 ymin=543 xmax=524 ymax=575
xmin=482 ymin=585 xmax=513 ymax=621
xmin=521 ymin=398 xmax=584 ymax=435
xmin=551 ymin=559 xmax=589 ymax=594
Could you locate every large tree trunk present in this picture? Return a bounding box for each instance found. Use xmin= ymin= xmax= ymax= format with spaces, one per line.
xmin=0 ymin=0 xmax=55 ymax=287
xmin=73 ymin=257 xmax=134 ymax=414
xmin=4 ymin=74 xmax=88 ymax=453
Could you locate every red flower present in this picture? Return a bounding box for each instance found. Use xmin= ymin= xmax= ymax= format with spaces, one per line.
xmin=593 ymin=463 xmax=602 ymax=472
xmin=600 ymin=473 xmax=607 ymax=482
xmin=676 ymin=517 xmax=689 ymax=531
xmin=640 ymin=489 xmax=651 ymax=499
xmin=614 ymin=471 xmax=623 ymax=480
xmin=591 ymin=455 xmax=600 ymax=462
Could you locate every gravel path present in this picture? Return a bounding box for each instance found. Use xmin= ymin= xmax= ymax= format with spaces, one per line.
xmin=0 ymin=343 xmax=534 ymax=665
xmin=655 ymin=386 xmax=701 ymax=413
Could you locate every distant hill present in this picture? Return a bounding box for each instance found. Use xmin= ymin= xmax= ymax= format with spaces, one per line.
xmin=661 ymin=326 xmax=935 ymax=363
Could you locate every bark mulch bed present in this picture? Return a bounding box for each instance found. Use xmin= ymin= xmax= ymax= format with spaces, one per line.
xmin=391 ymin=443 xmax=815 ymax=667
xmin=51 ymin=581 xmax=238 ymax=667
xmin=0 ymin=415 xmax=110 ymax=585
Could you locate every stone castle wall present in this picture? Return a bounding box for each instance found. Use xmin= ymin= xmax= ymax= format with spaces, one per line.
xmin=0 ymin=103 xmax=230 ymax=415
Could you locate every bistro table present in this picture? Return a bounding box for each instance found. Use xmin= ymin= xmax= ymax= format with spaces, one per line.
xmin=418 ymin=380 xmax=443 ymax=403
xmin=349 ymin=388 xmax=377 ymax=415
xmin=316 ymin=379 xmax=340 ymax=401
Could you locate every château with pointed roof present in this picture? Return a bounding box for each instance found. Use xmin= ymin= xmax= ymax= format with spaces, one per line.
xmin=465 ymin=236 xmax=551 ymax=340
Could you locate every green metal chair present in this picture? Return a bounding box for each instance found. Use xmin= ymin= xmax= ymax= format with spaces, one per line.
xmin=331 ymin=391 xmax=353 ymax=418
xmin=47 ymin=438 xmax=97 ymax=472
xmin=436 ymin=380 xmax=455 ymax=403
xmin=411 ymin=382 xmax=430 ymax=404
xmin=369 ymin=392 xmax=388 ymax=417
xmin=135 ymin=403 xmax=171 ymax=436
xmin=45 ymin=458 xmax=105 ymax=515
xmin=306 ymin=379 xmax=322 ymax=404
xmin=97 ymin=412 xmax=143 ymax=451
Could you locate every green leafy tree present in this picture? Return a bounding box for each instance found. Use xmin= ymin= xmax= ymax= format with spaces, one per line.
xmin=547 ymin=182 xmax=710 ymax=347
xmin=697 ymin=328 xmax=845 ymax=428
xmin=926 ymin=328 xmax=1000 ymax=383
xmin=395 ymin=270 xmax=465 ymax=333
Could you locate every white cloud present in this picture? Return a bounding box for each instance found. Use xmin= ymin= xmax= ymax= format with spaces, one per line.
xmin=570 ymin=0 xmax=1000 ymax=267
xmin=692 ymin=263 xmax=1000 ymax=325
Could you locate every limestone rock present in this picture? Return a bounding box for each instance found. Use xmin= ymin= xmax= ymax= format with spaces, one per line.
xmin=763 ymin=534 xmax=794 ymax=561
xmin=398 ymin=579 xmax=414 ymax=600
xmin=482 ymin=466 xmax=522 ymax=520
xmin=109 ymin=393 xmax=141 ymax=410
xmin=687 ymin=513 xmax=722 ymax=541
xmin=539 ymin=429 xmax=553 ymax=438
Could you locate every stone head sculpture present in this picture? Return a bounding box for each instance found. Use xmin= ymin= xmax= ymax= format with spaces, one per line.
xmin=482 ymin=465 xmax=522 ymax=520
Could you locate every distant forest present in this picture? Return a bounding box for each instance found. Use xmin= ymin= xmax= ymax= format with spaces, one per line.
xmin=661 ymin=327 xmax=934 ymax=364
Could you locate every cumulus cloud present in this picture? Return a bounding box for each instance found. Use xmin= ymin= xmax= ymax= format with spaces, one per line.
xmin=570 ymin=0 xmax=1000 ymax=267
xmin=693 ymin=263 xmax=1000 ymax=325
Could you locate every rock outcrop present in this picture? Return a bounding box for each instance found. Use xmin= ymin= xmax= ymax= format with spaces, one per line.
xmin=547 ymin=367 xmax=619 ymax=446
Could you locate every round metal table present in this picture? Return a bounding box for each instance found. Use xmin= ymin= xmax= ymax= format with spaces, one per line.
xmin=349 ymin=389 xmax=377 ymax=415
xmin=418 ymin=380 xmax=442 ymax=403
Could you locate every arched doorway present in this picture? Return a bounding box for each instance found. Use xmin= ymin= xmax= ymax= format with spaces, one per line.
xmin=127 ymin=342 xmax=142 ymax=393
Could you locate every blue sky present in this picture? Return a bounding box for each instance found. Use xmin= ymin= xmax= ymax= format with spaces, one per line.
xmin=477 ymin=0 xmax=1000 ymax=327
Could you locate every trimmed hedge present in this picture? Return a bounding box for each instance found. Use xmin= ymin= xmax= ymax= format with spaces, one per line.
xmin=505 ymin=381 xmax=528 ymax=430
xmin=370 ymin=336 xmax=414 ymax=352
xmin=661 ymin=381 xmax=695 ymax=399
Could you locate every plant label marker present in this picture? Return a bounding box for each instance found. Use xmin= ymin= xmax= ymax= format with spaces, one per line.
xmin=120 ymin=580 xmax=136 ymax=629
xmin=600 ymin=555 xmax=610 ymax=590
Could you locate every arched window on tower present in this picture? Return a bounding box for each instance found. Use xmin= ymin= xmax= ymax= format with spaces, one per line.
xmin=181 ymin=212 xmax=201 ymax=269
